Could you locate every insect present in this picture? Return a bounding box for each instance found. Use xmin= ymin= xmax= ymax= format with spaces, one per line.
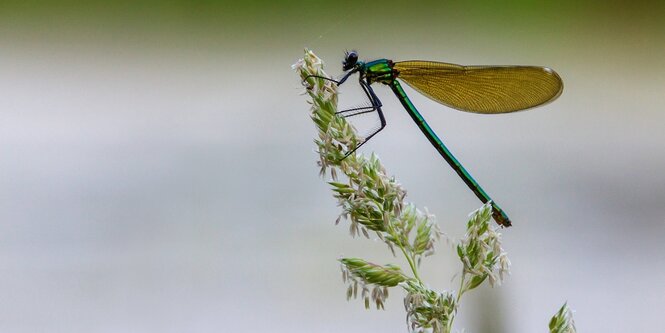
xmin=308 ymin=51 xmax=563 ymax=226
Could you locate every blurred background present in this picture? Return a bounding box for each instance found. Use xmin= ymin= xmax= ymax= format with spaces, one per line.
xmin=1 ymin=1 xmax=664 ymax=332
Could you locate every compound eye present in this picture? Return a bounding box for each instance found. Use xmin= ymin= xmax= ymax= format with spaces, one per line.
xmin=343 ymin=50 xmax=358 ymax=70
xmin=347 ymin=51 xmax=358 ymax=62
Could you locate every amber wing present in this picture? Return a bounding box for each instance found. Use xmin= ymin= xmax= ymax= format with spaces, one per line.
xmin=393 ymin=60 xmax=563 ymax=114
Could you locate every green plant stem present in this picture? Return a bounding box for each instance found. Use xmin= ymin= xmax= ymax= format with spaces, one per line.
xmin=447 ymin=273 xmax=467 ymax=332
xmin=386 ymin=221 xmax=422 ymax=283
xmin=400 ymin=245 xmax=421 ymax=282
xmin=456 ymin=273 xmax=467 ymax=303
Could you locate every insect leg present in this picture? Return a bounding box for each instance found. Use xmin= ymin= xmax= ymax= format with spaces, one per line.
xmin=336 ymin=103 xmax=377 ymax=118
xmin=303 ymin=67 xmax=359 ymax=87
xmin=342 ymin=79 xmax=386 ymax=158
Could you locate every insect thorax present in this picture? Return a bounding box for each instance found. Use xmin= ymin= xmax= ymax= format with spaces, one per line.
xmin=364 ymin=59 xmax=397 ymax=85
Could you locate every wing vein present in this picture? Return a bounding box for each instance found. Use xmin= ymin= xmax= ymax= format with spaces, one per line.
xmin=394 ymin=60 xmax=563 ymax=114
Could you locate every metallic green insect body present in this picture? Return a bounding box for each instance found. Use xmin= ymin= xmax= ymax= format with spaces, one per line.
xmin=329 ymin=51 xmax=563 ymax=227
